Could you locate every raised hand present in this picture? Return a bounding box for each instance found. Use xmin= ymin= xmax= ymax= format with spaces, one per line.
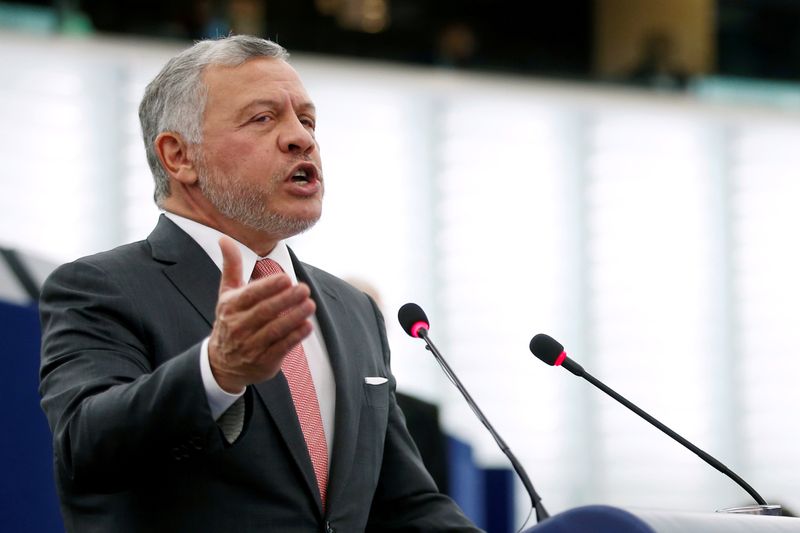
xmin=208 ymin=237 xmax=316 ymax=393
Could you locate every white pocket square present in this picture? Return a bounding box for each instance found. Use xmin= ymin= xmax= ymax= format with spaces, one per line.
xmin=364 ymin=376 xmax=388 ymax=385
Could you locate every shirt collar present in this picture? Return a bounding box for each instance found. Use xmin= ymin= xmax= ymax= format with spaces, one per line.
xmin=163 ymin=211 xmax=297 ymax=284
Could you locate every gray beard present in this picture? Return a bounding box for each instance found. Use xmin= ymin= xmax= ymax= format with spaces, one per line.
xmin=196 ymin=157 xmax=320 ymax=239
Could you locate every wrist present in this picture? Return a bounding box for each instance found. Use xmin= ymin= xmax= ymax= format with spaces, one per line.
xmin=211 ymin=367 xmax=247 ymax=395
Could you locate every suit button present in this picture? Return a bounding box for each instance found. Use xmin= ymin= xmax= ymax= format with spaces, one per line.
xmin=172 ymin=445 xmax=191 ymax=461
xmin=324 ymin=521 xmax=335 ymax=533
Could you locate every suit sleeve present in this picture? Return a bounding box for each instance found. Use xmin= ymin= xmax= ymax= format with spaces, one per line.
xmin=363 ymin=298 xmax=482 ymax=532
xmin=39 ymin=259 xmax=225 ymax=493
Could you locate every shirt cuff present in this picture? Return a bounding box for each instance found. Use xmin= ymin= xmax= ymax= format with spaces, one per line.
xmin=200 ymin=337 xmax=245 ymax=420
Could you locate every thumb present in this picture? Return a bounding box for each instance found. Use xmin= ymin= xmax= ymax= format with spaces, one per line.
xmin=218 ymin=236 xmax=244 ymax=294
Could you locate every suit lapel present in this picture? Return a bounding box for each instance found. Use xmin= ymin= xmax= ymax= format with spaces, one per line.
xmin=291 ymin=251 xmax=361 ymax=513
xmin=148 ymin=215 xmax=219 ymax=327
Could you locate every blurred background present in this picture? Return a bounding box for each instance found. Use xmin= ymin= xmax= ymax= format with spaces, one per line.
xmin=2 ymin=0 xmax=800 ymax=530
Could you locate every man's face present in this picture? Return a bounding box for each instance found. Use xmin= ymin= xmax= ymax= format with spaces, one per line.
xmin=195 ymin=57 xmax=323 ymax=239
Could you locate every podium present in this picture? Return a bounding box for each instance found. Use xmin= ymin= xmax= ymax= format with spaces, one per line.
xmin=525 ymin=505 xmax=800 ymax=533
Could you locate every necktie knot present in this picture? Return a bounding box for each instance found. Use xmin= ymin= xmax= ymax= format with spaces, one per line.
xmin=251 ymin=258 xmax=283 ymax=280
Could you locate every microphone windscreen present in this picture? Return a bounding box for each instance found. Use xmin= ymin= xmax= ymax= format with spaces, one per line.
xmin=398 ymin=303 xmax=430 ymax=337
xmin=529 ymin=333 xmax=564 ymax=366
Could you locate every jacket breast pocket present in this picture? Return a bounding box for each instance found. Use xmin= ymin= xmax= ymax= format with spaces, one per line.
xmin=362 ymin=380 xmax=389 ymax=409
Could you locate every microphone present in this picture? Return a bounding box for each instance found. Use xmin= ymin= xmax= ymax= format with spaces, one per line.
xmin=398 ymin=303 xmax=550 ymax=523
xmin=529 ymin=333 xmax=768 ymax=507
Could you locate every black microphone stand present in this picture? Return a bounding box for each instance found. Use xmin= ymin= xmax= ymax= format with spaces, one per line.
xmin=577 ymin=367 xmax=767 ymax=506
xmin=417 ymin=328 xmax=550 ymax=523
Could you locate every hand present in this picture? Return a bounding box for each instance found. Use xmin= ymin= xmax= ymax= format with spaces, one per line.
xmin=208 ymin=237 xmax=316 ymax=393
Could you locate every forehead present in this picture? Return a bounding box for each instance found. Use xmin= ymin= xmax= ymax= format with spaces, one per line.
xmin=201 ymin=57 xmax=313 ymax=110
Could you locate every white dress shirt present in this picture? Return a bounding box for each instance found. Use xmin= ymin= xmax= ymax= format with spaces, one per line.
xmin=163 ymin=212 xmax=336 ymax=457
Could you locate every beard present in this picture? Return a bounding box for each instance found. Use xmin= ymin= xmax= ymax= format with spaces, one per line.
xmin=195 ymin=152 xmax=321 ymax=239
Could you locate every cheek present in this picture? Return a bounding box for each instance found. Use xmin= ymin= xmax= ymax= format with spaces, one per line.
xmin=208 ymin=140 xmax=271 ymax=174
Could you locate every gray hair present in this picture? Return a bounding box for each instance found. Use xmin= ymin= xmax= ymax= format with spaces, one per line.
xmin=139 ymin=35 xmax=289 ymax=206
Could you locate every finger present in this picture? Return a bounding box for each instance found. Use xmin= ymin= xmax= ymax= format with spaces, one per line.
xmin=266 ymin=321 xmax=315 ymax=362
xmin=231 ymin=318 xmax=315 ymax=384
xmin=253 ymin=318 xmax=315 ymax=366
xmin=228 ymin=283 xmax=312 ymax=334
xmin=231 ymin=273 xmax=296 ymax=311
xmin=249 ymin=298 xmax=316 ymax=351
xmin=218 ymin=237 xmax=244 ymax=294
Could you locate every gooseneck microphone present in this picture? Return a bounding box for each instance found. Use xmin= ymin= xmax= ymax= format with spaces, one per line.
xmin=529 ymin=333 xmax=768 ymax=507
xmin=399 ymin=303 xmax=550 ymax=523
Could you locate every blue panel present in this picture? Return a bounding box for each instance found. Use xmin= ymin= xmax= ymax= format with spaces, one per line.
xmin=447 ymin=435 xmax=486 ymax=529
xmin=484 ymin=467 xmax=515 ymax=533
xmin=0 ymin=299 xmax=63 ymax=531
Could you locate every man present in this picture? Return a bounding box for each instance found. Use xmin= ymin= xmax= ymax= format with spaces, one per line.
xmin=39 ymin=35 xmax=480 ymax=532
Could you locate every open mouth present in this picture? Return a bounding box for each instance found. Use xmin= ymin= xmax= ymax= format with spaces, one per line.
xmin=288 ymin=163 xmax=319 ymax=185
xmin=291 ymin=168 xmax=311 ymax=184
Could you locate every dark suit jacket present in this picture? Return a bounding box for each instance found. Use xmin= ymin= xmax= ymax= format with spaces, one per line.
xmin=39 ymin=215 xmax=479 ymax=533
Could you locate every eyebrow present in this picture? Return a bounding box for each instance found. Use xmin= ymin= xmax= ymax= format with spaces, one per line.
xmin=237 ymin=99 xmax=317 ymax=120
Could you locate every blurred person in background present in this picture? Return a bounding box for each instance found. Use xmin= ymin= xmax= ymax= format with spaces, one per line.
xmin=38 ymin=34 xmax=479 ymax=533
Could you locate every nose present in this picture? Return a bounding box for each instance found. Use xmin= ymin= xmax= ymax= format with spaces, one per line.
xmin=279 ymin=114 xmax=315 ymax=155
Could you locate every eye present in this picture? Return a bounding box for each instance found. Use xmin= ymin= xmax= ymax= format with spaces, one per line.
xmin=300 ymin=116 xmax=316 ymax=130
xmin=251 ymin=114 xmax=272 ymax=124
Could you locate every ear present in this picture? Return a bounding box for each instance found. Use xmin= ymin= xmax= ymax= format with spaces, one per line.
xmin=154 ymin=132 xmax=198 ymax=185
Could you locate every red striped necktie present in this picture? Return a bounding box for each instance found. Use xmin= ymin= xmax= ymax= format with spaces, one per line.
xmin=251 ymin=258 xmax=329 ymax=507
